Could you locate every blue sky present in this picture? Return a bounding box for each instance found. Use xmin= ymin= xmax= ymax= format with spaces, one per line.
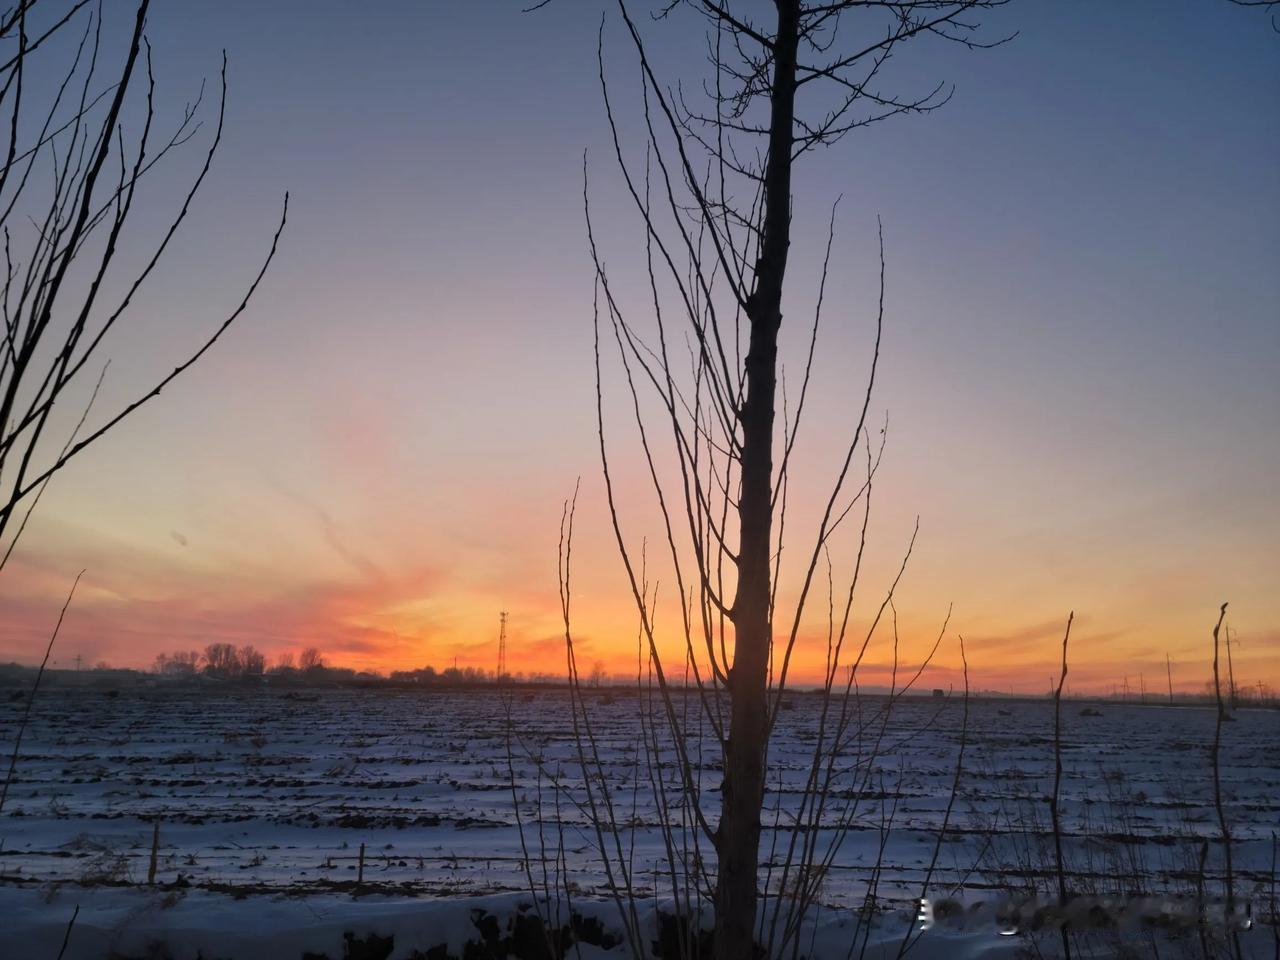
xmin=2 ymin=0 xmax=1276 ymax=691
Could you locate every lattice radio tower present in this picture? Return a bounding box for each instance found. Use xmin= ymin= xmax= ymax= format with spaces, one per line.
xmin=497 ymin=611 xmax=508 ymax=678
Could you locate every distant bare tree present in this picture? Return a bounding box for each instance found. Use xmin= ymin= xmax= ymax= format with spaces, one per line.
xmin=535 ymin=2 xmax=1010 ymax=955
xmin=0 ymin=0 xmax=287 ymax=572
xmin=153 ymin=649 xmax=200 ymax=675
xmin=298 ymin=646 xmax=324 ymax=672
xmin=202 ymin=641 xmax=239 ymax=677
xmin=238 ymin=644 xmax=265 ymax=676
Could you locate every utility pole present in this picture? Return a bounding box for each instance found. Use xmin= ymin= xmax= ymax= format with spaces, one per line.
xmin=497 ymin=611 xmax=508 ymax=679
xmin=74 ymin=654 xmax=82 ymax=672
xmin=1166 ymin=653 xmax=1174 ymax=705
xmin=1139 ymin=674 xmax=1146 ymax=704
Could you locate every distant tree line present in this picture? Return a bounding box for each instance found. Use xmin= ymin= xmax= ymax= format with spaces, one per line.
xmin=145 ymin=647 xmax=575 ymax=686
xmin=388 ymin=665 xmax=568 ymax=685
xmin=152 ymin=644 xmax=324 ymax=678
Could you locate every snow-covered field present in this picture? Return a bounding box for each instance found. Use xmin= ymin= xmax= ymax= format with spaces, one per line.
xmin=1 ymin=686 xmax=1275 ymax=957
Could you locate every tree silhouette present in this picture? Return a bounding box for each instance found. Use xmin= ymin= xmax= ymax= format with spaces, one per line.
xmin=1228 ymin=0 xmax=1280 ymax=31
xmin=539 ymin=2 xmax=1011 ymax=955
xmin=202 ymin=642 xmax=240 ymax=677
xmin=0 ymin=0 xmax=287 ymax=572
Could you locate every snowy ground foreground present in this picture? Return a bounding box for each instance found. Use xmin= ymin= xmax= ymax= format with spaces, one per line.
xmin=1 ymin=881 xmax=1272 ymax=959
xmin=4 ymin=885 xmax=1046 ymax=960
xmin=0 ymin=687 xmax=1276 ymax=956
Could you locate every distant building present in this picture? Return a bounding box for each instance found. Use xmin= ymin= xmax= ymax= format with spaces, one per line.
xmin=932 ymin=688 xmax=945 ymax=698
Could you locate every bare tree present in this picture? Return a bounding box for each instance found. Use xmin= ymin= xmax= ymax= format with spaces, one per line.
xmin=1050 ymin=612 xmax=1073 ymax=959
xmin=0 ymin=0 xmax=287 ymax=572
xmin=153 ymin=649 xmax=200 ymax=675
xmin=1224 ymin=623 xmax=1239 ymax=711
xmin=238 ymin=644 xmax=265 ymax=676
xmin=1210 ymin=602 xmax=1243 ymax=960
xmin=299 ymin=646 xmax=324 ymax=672
xmin=529 ymin=2 xmax=1011 ymax=955
xmin=202 ymin=641 xmax=240 ymax=676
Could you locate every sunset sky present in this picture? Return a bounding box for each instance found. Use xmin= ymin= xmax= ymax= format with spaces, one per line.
xmin=1 ymin=1 xmax=1276 ymax=695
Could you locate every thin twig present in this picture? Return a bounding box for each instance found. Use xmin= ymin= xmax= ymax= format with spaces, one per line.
xmin=0 ymin=569 xmax=83 ymax=815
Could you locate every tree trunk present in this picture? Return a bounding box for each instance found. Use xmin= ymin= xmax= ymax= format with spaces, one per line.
xmin=713 ymin=5 xmax=799 ymax=958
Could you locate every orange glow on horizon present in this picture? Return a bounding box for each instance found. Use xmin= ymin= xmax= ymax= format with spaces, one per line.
xmin=2 ymin=526 xmax=1275 ymax=698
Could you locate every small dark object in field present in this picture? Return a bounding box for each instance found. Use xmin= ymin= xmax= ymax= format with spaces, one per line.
xmin=1083 ymin=902 xmax=1115 ymax=929
xmin=506 ymin=911 xmax=557 ymax=960
xmin=107 ymin=943 xmax=176 ymax=959
xmin=997 ymin=708 xmax=1012 ymax=716
xmin=304 ymin=933 xmax=409 ymax=960
xmin=1080 ymin=707 xmax=1103 ymax=717
xmin=7 ymin=690 xmax=24 ymax=701
xmin=409 ymin=906 xmax=622 ymax=960
xmin=571 ymin=914 xmax=617 ymax=949
xmin=780 ymin=699 xmax=795 ymax=710
xmin=469 ymin=910 xmax=503 ymax=954
xmin=652 ymin=911 xmax=717 ymax=958
xmin=104 ymin=690 xmax=119 ymax=699
xmin=343 ymin=931 xmax=394 ymax=960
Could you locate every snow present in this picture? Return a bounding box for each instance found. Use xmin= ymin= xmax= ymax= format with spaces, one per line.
xmin=1 ymin=686 xmax=1276 ymax=957
xmin=3 ymin=884 xmax=1269 ymax=958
